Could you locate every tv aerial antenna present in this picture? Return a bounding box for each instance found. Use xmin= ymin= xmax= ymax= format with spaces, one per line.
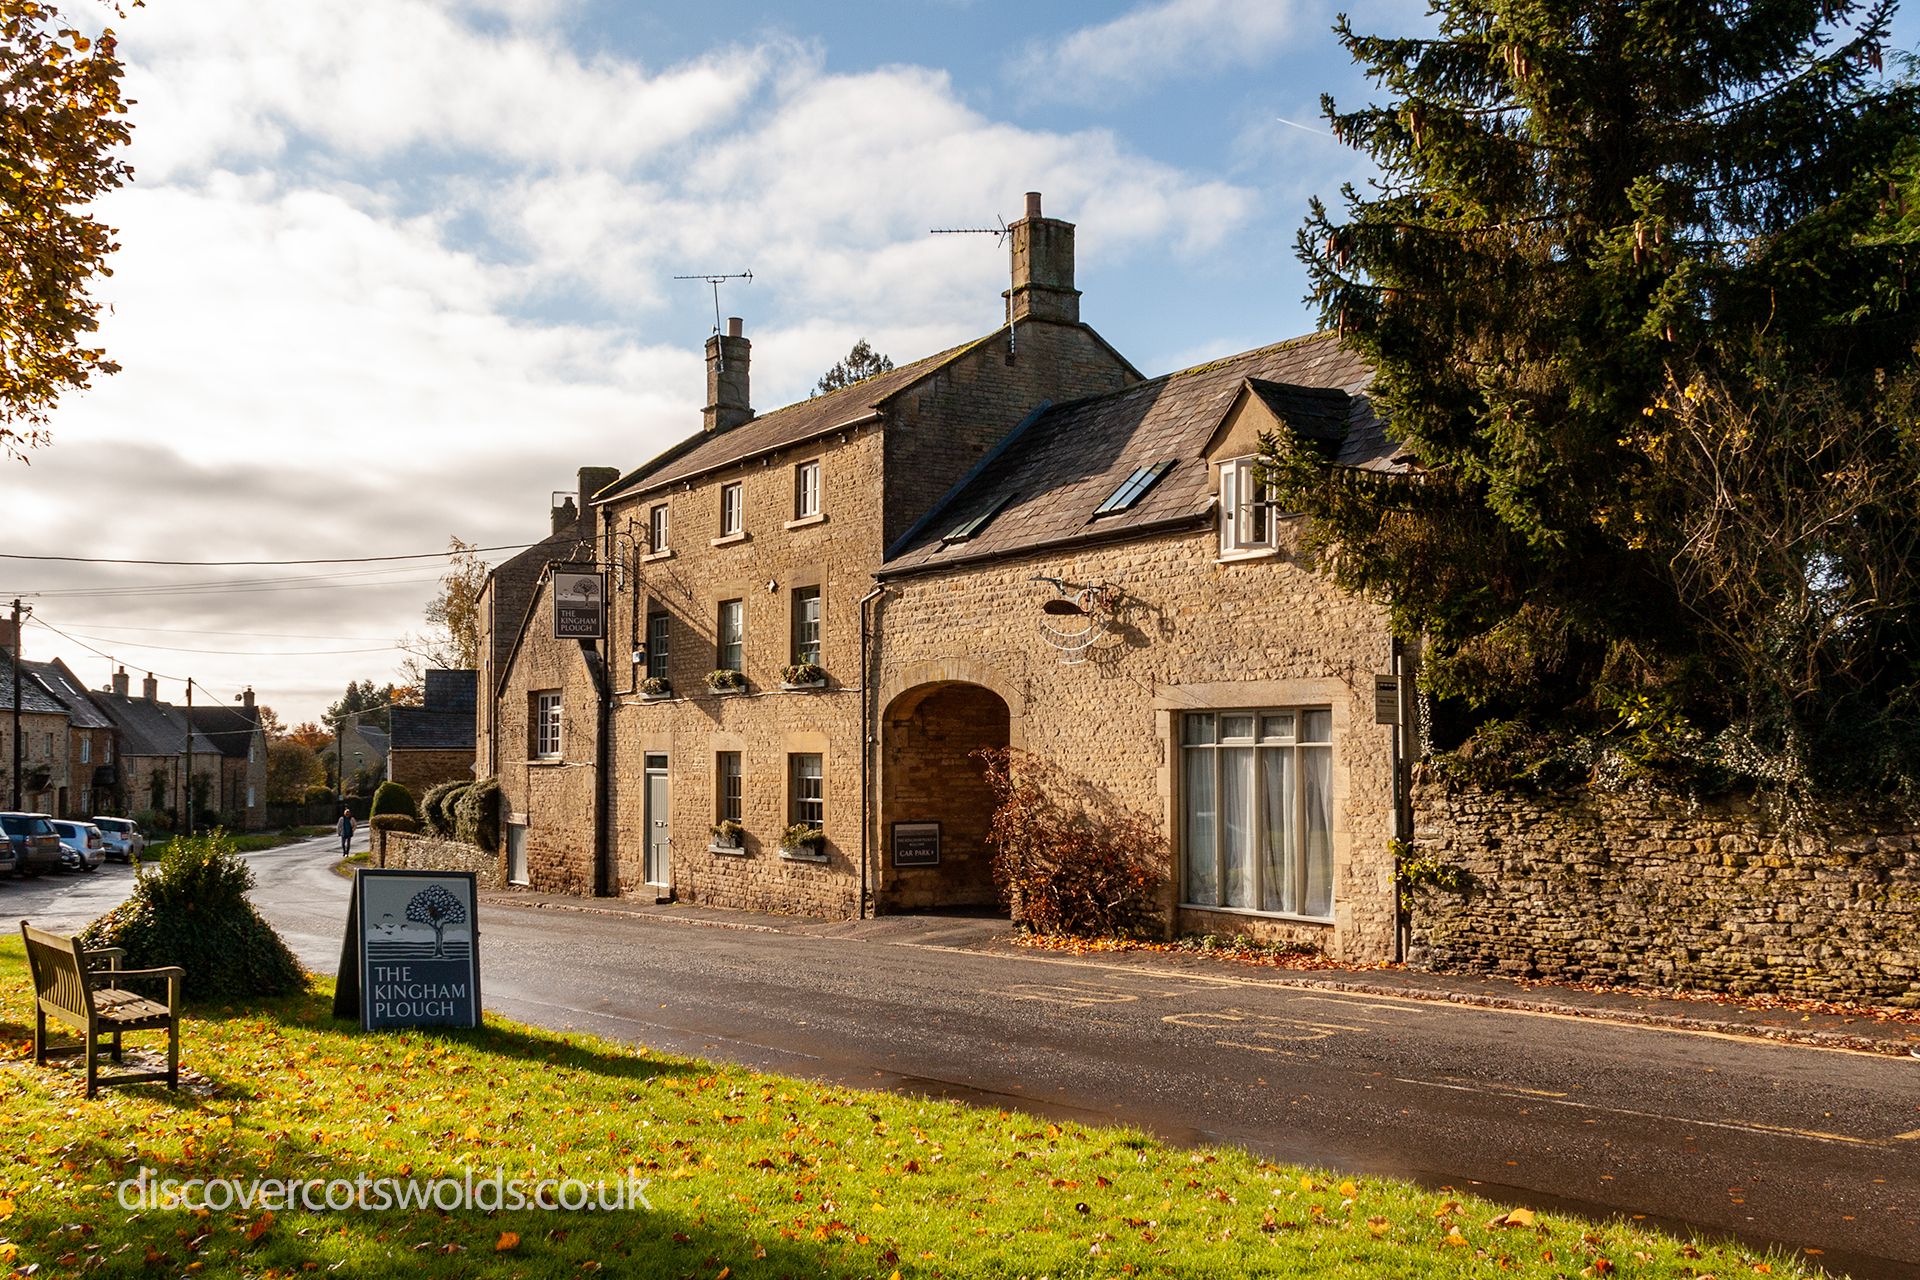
xmin=673 ymin=270 xmax=753 ymax=365
xmin=930 ymin=210 xmax=1018 ymax=356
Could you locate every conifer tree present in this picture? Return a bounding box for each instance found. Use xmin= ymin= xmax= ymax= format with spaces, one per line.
xmin=1272 ymin=1 xmax=1919 ymax=795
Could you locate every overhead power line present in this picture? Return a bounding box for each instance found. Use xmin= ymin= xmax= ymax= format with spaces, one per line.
xmin=0 ymin=541 xmax=536 ymax=568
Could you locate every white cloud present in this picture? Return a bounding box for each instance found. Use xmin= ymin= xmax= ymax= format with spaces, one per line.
xmin=13 ymin=1 xmax=1264 ymax=719
xmin=1014 ymin=0 xmax=1313 ymax=101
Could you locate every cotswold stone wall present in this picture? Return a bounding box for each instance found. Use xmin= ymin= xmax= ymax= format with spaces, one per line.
xmin=1408 ymin=780 xmax=1920 ymax=1006
xmin=381 ymin=831 xmax=505 ymax=891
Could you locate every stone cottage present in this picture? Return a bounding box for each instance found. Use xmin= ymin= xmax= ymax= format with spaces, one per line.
xmin=472 ymin=192 xmax=1415 ymax=961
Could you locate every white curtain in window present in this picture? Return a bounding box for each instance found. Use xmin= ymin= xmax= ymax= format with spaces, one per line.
xmin=1260 ymin=748 xmax=1296 ymax=914
xmin=1303 ymin=746 xmax=1333 ymax=917
xmin=1222 ymin=747 xmax=1254 ymax=908
xmin=1184 ymin=747 xmax=1217 ymax=905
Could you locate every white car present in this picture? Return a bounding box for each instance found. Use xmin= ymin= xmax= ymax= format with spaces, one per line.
xmin=91 ymin=816 xmax=147 ymax=863
xmin=48 ymin=820 xmax=105 ymax=871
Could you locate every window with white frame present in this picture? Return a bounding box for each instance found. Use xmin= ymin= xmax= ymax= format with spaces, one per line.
xmin=794 ymin=460 xmax=821 ymax=519
xmin=716 ymin=599 xmax=745 ymax=671
xmin=646 ymin=610 xmax=670 ymax=680
xmin=717 ymin=751 xmax=742 ymax=824
xmin=789 ymin=753 xmax=823 ymax=829
xmin=1181 ymin=709 xmax=1333 ymax=919
xmin=649 ymin=503 xmax=670 ymax=553
xmin=80 ymin=737 xmax=90 ymax=765
xmin=1218 ymin=457 xmax=1277 ymax=556
xmin=720 ymin=482 xmax=744 ymax=537
xmin=790 ymin=586 xmax=821 ymax=666
xmin=247 ymin=785 xmax=256 ymax=808
xmin=532 ymin=691 xmax=563 ymax=759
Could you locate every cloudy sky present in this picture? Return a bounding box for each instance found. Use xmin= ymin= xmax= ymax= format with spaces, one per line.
xmin=2 ymin=0 xmax=1430 ymax=722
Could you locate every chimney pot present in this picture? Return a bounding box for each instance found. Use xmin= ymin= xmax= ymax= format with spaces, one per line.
xmin=112 ymin=666 xmax=129 ymax=697
xmin=242 ymin=686 xmax=255 ymax=710
xmin=1005 ymin=189 xmax=1081 ymax=324
xmin=726 ymin=316 xmax=744 ymax=338
xmin=142 ymin=672 xmax=159 ymax=702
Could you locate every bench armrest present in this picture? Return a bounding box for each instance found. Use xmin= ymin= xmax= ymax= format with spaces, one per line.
xmin=98 ymin=966 xmax=187 ymax=980
xmin=83 ymin=946 xmax=126 ymax=970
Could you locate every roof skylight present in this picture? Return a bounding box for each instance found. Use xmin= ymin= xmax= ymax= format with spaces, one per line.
xmin=1091 ymin=460 xmax=1174 ymax=517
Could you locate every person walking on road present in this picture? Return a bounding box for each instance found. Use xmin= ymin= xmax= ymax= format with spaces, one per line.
xmin=337 ymin=807 xmax=355 ymax=857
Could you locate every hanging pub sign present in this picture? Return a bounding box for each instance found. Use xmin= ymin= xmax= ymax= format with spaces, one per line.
xmin=553 ymin=569 xmax=607 ymax=639
xmin=334 ymin=869 xmax=481 ymax=1030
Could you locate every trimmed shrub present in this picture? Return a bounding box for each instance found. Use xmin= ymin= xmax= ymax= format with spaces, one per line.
xmin=132 ymin=808 xmax=171 ymax=836
xmin=455 ymin=776 xmax=501 ymax=852
xmin=421 ymin=779 xmax=468 ymax=837
xmin=300 ymin=783 xmax=335 ymax=806
xmin=369 ymin=780 xmax=417 ymax=821
xmin=977 ymin=747 xmax=1167 ymax=939
xmin=79 ymin=830 xmax=305 ymax=1002
xmin=371 ymin=813 xmax=422 ymax=834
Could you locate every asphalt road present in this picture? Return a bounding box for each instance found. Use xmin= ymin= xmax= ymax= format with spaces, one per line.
xmin=10 ymin=833 xmax=1917 ymax=1278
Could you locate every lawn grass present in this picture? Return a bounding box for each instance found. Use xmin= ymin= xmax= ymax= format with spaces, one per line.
xmin=0 ymin=939 xmax=1820 ymax=1279
xmin=139 ymin=829 xmax=315 ymax=860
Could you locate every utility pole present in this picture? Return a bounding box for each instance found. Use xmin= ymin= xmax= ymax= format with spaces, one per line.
xmin=9 ymin=598 xmax=24 ymax=810
xmin=184 ymin=678 xmax=195 ymax=834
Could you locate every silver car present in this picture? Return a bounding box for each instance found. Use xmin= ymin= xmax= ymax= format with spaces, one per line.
xmin=49 ymin=820 xmax=105 ymax=871
xmin=91 ymin=816 xmax=146 ymax=862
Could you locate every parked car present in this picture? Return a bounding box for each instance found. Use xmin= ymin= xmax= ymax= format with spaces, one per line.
xmin=91 ymin=816 xmax=147 ymax=863
xmin=0 ymin=812 xmax=65 ymax=876
xmin=48 ymin=820 xmax=105 ymax=871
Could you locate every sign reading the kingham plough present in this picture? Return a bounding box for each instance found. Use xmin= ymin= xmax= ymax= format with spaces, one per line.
xmin=334 ymin=869 xmax=481 ymax=1030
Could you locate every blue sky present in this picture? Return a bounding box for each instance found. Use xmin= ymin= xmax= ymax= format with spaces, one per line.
xmin=0 ymin=0 xmax=1900 ymax=721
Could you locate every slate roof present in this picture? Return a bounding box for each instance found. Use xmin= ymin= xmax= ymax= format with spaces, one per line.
xmin=185 ymin=705 xmax=261 ymax=760
xmin=880 ymin=332 xmax=1405 ymax=576
xmin=422 ymin=669 xmax=476 ymax=715
xmin=23 ymin=659 xmax=113 ymax=728
xmin=0 ymin=652 xmax=70 ymax=716
xmin=390 ymin=707 xmax=476 ymax=752
xmin=91 ymin=690 xmax=221 ymax=758
xmin=594 ymin=332 xmax=1003 ymax=504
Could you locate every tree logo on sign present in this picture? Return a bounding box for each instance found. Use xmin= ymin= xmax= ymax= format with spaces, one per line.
xmin=405 ymin=884 xmax=467 ymax=959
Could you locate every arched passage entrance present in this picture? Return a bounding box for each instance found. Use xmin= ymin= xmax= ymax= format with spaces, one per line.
xmin=878 ymin=682 xmax=1011 ymax=912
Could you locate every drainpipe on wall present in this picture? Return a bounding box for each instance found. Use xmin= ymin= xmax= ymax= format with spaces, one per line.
xmin=593 ymin=505 xmax=615 ymax=897
xmin=857 ymin=583 xmax=890 ymax=921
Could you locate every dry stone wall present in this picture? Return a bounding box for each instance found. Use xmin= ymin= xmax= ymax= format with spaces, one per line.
xmin=1409 ymin=779 xmax=1920 ymax=1005
xmin=381 ymin=831 xmax=505 ymax=890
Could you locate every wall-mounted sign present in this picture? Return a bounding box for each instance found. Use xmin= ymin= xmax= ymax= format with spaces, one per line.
xmin=1374 ymin=674 xmax=1402 ymax=726
xmin=891 ymin=821 xmax=941 ymax=867
xmin=553 ymin=570 xmax=606 ymax=639
xmin=334 ymin=869 xmax=481 ymax=1030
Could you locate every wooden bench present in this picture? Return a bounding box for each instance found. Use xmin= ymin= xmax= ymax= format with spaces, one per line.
xmin=21 ymin=923 xmax=183 ymax=1098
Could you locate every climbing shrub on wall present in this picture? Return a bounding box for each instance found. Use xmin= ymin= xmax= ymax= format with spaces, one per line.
xmin=977 ymin=748 xmax=1166 ymax=939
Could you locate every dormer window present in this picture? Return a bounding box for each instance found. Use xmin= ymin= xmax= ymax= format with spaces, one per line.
xmin=1218 ymin=457 xmax=1276 ymax=558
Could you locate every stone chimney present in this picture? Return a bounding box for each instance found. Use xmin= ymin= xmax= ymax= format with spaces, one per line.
xmin=1005 ymin=191 xmax=1080 ymax=324
xmin=142 ymin=672 xmax=159 ymax=701
xmin=241 ymin=686 xmax=256 ymax=710
xmin=112 ymin=666 xmax=129 ymax=697
xmin=578 ymin=466 xmax=619 ymax=510
xmin=703 ymin=316 xmax=752 ymax=432
xmin=551 ymin=493 xmax=579 ymax=535
xmin=0 ymin=617 xmax=16 ymax=655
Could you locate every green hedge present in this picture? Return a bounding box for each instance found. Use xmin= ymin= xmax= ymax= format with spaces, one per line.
xmin=369 ymin=780 xmax=417 ymax=821
xmin=79 ymin=830 xmax=304 ymax=1002
xmin=454 ymin=777 xmax=500 ymax=852
xmin=370 ymin=813 xmax=421 ymax=834
xmin=421 ymin=779 xmax=469 ymax=837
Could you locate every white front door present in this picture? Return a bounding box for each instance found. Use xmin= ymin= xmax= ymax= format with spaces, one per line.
xmin=644 ymin=756 xmax=670 ymax=887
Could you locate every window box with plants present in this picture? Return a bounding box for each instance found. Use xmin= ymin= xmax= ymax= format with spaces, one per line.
xmin=704 ymin=668 xmax=747 ymax=695
xmin=638 ymin=676 xmax=672 ymax=701
xmin=780 ymin=662 xmax=827 ymax=691
xmin=708 ymin=819 xmax=746 ymax=855
xmin=778 ymin=823 xmax=827 ymax=862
